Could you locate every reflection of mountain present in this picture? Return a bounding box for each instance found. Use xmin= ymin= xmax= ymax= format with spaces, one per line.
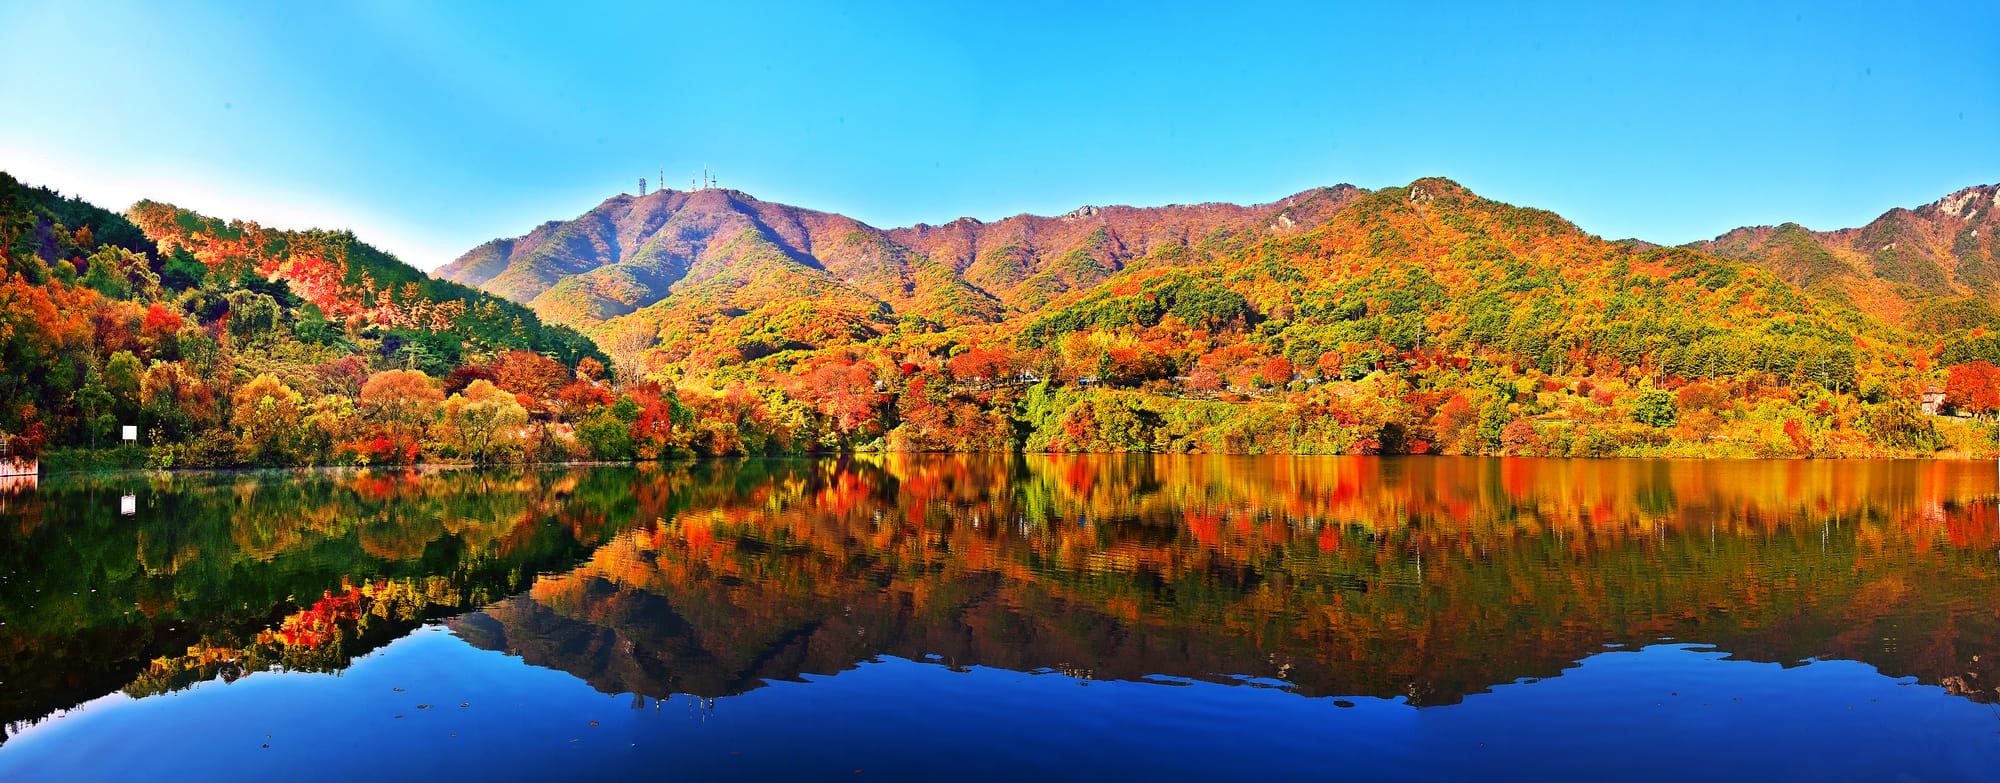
xmin=452 ymin=568 xmax=1318 ymax=701
xmin=451 ymin=455 xmax=2000 ymax=708
xmin=4 ymin=456 xmax=1997 ymax=744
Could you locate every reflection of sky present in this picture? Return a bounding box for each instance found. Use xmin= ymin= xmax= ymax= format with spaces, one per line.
xmin=5 ymin=630 xmax=1997 ymax=782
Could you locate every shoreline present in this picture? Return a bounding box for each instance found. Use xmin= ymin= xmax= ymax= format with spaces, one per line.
xmin=15 ymin=449 xmax=1998 ymax=480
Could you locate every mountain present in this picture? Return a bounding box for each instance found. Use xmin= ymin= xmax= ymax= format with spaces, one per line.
xmin=443 ymin=177 xmax=1882 ymax=383
xmin=1696 ymin=184 xmax=2000 ymax=331
xmin=435 ymin=176 xmax=2000 ymax=459
xmin=436 ymin=185 xmax=1364 ymax=370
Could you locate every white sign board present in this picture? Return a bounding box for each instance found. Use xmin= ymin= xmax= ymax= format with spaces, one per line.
xmin=120 ymin=495 xmax=136 ymax=516
xmin=122 ymin=425 xmax=137 ymax=442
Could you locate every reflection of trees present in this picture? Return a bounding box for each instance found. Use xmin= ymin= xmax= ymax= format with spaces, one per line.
xmin=0 ymin=466 xmax=674 ymax=739
xmin=123 ymin=578 xmax=471 ymax=700
xmin=3 ymin=456 xmax=1997 ymax=744
xmin=458 ymin=455 xmax=2000 ymax=708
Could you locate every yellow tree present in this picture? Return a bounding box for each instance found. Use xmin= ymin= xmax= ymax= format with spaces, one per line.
xmin=231 ymin=373 xmax=305 ymax=464
xmin=443 ymin=379 xmax=527 ymax=463
xmin=302 ymin=394 xmax=358 ymax=464
xmin=360 ymin=369 xmax=444 ymax=430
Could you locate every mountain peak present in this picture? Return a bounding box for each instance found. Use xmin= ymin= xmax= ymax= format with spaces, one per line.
xmin=1401 ymin=176 xmax=1478 ymax=204
xmin=1924 ymin=183 xmax=1996 ymax=220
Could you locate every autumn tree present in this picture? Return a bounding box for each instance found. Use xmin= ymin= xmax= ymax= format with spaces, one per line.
xmin=1256 ymin=356 xmax=1296 ymax=389
xmin=490 ymin=349 xmax=570 ymax=406
xmin=359 ymin=369 xmax=444 ymax=429
xmin=1185 ymin=366 xmax=1222 ymax=395
xmin=795 ymin=360 xmax=884 ymax=435
xmin=947 ymin=348 xmax=1014 ymax=385
xmin=140 ymin=361 xmax=216 ymax=441
xmin=1499 ymin=419 xmax=1540 ymax=455
xmin=355 ymin=369 xmax=444 ymax=463
xmin=442 ymin=379 xmax=528 ymax=463
xmin=231 ymin=373 xmax=306 ymax=464
xmin=1675 ymin=381 xmax=1729 ymax=414
xmin=314 ymin=355 xmax=371 ymax=398
xmin=1432 ymin=393 xmax=1478 ymax=452
xmin=139 ymin=303 xmax=184 ymax=358
xmin=574 ymin=356 xmax=608 ymax=384
xmin=625 ymin=382 xmax=692 ymax=459
xmin=553 ymin=377 xmax=616 ymax=421
xmin=443 ymin=364 xmax=495 ymax=394
xmin=301 ymin=394 xmax=358 ymax=463
xmin=1944 ymin=361 xmax=2000 ymax=417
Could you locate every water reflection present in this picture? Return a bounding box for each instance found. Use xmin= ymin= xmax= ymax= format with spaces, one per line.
xmin=446 ymin=456 xmax=2000 ymax=709
xmin=2 ymin=456 xmax=1997 ymax=744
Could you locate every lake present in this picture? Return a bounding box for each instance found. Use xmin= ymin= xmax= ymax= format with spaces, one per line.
xmin=1 ymin=456 xmax=1997 ymax=781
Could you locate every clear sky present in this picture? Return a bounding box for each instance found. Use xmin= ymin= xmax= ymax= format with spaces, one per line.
xmin=1 ymin=1 xmax=1994 ymax=271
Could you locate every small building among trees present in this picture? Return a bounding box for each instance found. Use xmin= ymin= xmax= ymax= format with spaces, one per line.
xmin=1920 ymin=385 xmax=1948 ymax=416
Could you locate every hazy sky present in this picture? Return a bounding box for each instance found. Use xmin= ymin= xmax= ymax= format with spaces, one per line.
xmin=1 ymin=1 xmax=1994 ymax=271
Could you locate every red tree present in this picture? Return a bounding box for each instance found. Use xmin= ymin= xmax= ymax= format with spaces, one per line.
xmin=796 ymin=360 xmax=884 ymax=434
xmin=1257 ymin=356 xmax=1296 ymax=388
xmin=490 ymin=350 xmax=571 ymax=408
xmin=1945 ymin=361 xmax=2000 ymax=416
xmin=947 ymin=348 xmax=1014 ymax=385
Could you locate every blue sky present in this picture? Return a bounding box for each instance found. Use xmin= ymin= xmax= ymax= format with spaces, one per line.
xmin=1 ymin=1 xmax=1994 ymax=270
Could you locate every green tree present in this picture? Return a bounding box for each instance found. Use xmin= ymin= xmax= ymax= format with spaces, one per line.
xmin=1863 ymin=400 xmax=1942 ymax=452
xmin=578 ymin=397 xmax=641 ymax=460
xmin=225 ymin=290 xmax=281 ymax=337
xmin=104 ymin=351 xmax=142 ymax=422
xmin=1633 ymin=389 xmax=1678 ymax=428
xmin=1475 ymin=397 xmax=1512 ymax=453
xmin=75 ymin=368 xmax=115 ymax=448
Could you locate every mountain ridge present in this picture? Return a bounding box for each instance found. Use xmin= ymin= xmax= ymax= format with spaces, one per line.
xmin=433 ymin=183 xmax=1373 ymax=370
xmin=1694 ymin=183 xmax=1999 ymax=329
xmin=435 ymin=185 xmax=1365 ymax=296
xmin=433 ymin=176 xmax=2000 ymax=385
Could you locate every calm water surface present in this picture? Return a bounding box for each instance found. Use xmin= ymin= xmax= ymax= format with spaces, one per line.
xmin=1 ymin=456 xmax=1997 ymax=781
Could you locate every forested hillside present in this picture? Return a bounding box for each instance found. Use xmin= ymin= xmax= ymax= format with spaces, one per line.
xmin=5 ymin=168 xmax=1996 ymax=469
xmin=0 ymin=171 xmax=632 ymax=468
xmin=1698 ymin=184 xmax=1999 ymax=332
xmin=442 ymin=177 xmax=2000 ymax=460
